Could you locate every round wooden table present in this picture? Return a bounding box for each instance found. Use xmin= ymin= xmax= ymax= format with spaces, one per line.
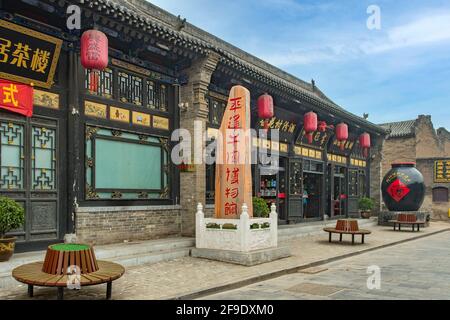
xmin=12 ymin=244 xmax=125 ymax=300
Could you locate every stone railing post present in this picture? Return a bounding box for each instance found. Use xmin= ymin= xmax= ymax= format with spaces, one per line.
xmin=270 ymin=203 xmax=278 ymax=248
xmin=240 ymin=203 xmax=250 ymax=252
xmin=196 ymin=203 xmax=205 ymax=248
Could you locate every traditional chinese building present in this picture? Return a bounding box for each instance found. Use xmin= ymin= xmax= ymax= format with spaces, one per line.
xmin=379 ymin=115 xmax=450 ymax=220
xmin=0 ymin=0 xmax=386 ymax=252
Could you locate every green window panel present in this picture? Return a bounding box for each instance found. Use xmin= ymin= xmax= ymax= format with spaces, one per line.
xmin=85 ymin=126 xmax=170 ymax=200
xmin=0 ymin=122 xmax=24 ymax=189
xmin=95 ymin=139 xmax=161 ymax=190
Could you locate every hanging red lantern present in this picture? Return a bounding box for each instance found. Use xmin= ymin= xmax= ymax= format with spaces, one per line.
xmin=335 ymin=122 xmax=348 ymax=150
xmin=81 ymin=30 xmax=109 ymax=93
xmin=317 ymin=121 xmax=327 ymax=132
xmin=257 ymin=93 xmax=274 ymax=130
xmin=359 ymin=132 xmax=371 ymax=158
xmin=303 ymin=111 xmax=318 ymax=144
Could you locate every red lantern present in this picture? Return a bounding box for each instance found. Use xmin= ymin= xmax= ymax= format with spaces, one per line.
xmin=335 ymin=122 xmax=348 ymax=150
xmin=257 ymin=93 xmax=274 ymax=130
xmin=359 ymin=132 xmax=371 ymax=158
xmin=81 ymin=30 xmax=109 ymax=92
xmin=318 ymin=121 xmax=327 ymax=132
xmin=304 ymin=111 xmax=318 ymax=144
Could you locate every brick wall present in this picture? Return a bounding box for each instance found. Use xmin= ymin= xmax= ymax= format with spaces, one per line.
xmin=75 ymin=205 xmax=182 ymax=245
xmin=178 ymin=54 xmax=219 ymax=236
xmin=415 ymin=115 xmax=444 ymax=158
xmin=381 ymin=137 xmax=416 ymax=173
xmin=417 ymin=159 xmax=450 ymax=220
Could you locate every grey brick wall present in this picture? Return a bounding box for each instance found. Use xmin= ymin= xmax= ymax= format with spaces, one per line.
xmin=75 ymin=205 xmax=182 ymax=245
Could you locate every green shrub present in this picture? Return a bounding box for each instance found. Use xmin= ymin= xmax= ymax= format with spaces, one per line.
xmin=222 ymin=223 xmax=237 ymax=230
xmin=250 ymin=223 xmax=260 ymax=230
xmin=252 ymin=197 xmax=270 ymax=218
xmin=0 ymin=197 xmax=25 ymax=238
xmin=260 ymin=222 xmax=270 ymax=229
xmin=358 ymin=197 xmax=374 ymax=212
xmin=206 ymin=223 xmax=221 ymax=229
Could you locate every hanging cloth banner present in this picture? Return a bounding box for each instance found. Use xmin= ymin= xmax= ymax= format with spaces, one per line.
xmin=0 ymin=80 xmax=33 ymax=117
xmin=214 ymin=85 xmax=253 ymax=219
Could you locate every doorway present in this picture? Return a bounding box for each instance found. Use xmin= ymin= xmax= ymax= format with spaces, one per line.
xmin=303 ymin=172 xmax=322 ymax=219
xmin=0 ymin=114 xmax=67 ymax=252
xmin=302 ymin=160 xmax=324 ymax=220
xmin=333 ymin=166 xmax=347 ymax=217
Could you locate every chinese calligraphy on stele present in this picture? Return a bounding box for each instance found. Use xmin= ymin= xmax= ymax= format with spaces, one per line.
xmin=215 ymin=86 xmax=254 ymax=219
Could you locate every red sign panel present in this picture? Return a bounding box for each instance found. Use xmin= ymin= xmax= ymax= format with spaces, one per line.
xmin=0 ymin=80 xmax=33 ymax=117
xmin=387 ymin=179 xmax=411 ymax=203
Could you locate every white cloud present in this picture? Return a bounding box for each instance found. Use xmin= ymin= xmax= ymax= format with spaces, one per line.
xmin=260 ymin=11 xmax=450 ymax=67
xmin=362 ymin=12 xmax=450 ymax=54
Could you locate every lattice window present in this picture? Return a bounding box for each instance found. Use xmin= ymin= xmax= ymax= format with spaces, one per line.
xmin=349 ymin=169 xmax=358 ymax=196
xmin=119 ymin=72 xmax=142 ymax=106
xmin=32 ymin=126 xmax=56 ymax=190
xmin=0 ymin=122 xmax=24 ymax=190
xmin=146 ymin=81 xmax=168 ymax=111
xmin=85 ymin=68 xmax=113 ymax=98
xmin=209 ymin=97 xmax=226 ymax=126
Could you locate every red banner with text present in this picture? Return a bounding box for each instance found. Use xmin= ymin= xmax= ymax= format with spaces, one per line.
xmin=0 ymin=80 xmax=33 ymax=117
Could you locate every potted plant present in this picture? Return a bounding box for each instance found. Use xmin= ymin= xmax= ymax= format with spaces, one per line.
xmin=252 ymin=197 xmax=270 ymax=218
xmin=358 ymin=197 xmax=374 ymax=219
xmin=0 ymin=197 xmax=25 ymax=261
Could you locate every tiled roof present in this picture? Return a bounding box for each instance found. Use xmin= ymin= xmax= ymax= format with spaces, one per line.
xmin=67 ymin=0 xmax=387 ymax=134
xmin=379 ymin=120 xmax=417 ymax=138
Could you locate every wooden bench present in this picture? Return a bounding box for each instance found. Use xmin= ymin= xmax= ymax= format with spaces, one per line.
xmin=12 ymin=244 xmax=125 ymax=300
xmin=323 ymin=219 xmax=371 ymax=245
xmin=389 ymin=214 xmax=425 ymax=232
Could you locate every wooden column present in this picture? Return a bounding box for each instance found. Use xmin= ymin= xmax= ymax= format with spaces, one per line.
xmin=66 ymin=48 xmax=83 ymax=234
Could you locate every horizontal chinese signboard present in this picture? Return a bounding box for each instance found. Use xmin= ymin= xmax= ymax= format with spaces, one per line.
xmin=0 ymin=80 xmax=33 ymax=117
xmin=0 ymin=19 xmax=62 ymax=89
xmin=434 ymin=160 xmax=450 ymax=183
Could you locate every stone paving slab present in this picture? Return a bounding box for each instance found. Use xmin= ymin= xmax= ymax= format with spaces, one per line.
xmin=0 ymin=221 xmax=448 ymax=300
xmin=202 ymin=230 xmax=450 ymax=300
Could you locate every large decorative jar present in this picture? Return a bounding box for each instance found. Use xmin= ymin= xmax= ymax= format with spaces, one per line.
xmin=381 ymin=162 xmax=425 ymax=211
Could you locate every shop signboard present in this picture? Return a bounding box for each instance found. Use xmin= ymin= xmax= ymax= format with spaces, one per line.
xmin=0 ymin=20 xmax=62 ymax=89
xmin=434 ymin=160 xmax=450 ymax=183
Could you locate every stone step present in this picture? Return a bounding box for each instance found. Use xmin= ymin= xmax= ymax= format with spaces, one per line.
xmin=94 ymin=237 xmax=195 ymax=260
xmin=278 ymin=218 xmax=378 ymax=242
xmin=0 ymin=237 xmax=194 ymax=289
xmin=113 ymin=247 xmax=191 ymax=268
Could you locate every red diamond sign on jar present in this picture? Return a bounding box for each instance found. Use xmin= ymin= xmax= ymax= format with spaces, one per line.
xmin=387 ymin=179 xmax=411 ymax=202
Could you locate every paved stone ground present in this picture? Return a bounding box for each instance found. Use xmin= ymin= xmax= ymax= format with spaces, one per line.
xmin=0 ymin=222 xmax=448 ymax=300
xmin=202 ymin=230 xmax=450 ymax=300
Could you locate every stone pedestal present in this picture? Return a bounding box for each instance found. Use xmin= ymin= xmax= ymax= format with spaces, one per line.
xmin=194 ymin=203 xmax=291 ymax=266
xmin=378 ymin=211 xmax=431 ymax=226
xmin=191 ymin=246 xmax=291 ymax=266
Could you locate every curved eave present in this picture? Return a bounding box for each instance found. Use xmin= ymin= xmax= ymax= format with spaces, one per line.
xmin=62 ymin=0 xmax=387 ymax=135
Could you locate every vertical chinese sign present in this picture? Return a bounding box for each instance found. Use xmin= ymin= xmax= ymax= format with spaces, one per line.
xmin=215 ymin=86 xmax=253 ymax=219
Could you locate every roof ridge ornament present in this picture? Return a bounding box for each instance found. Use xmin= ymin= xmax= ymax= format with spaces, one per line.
xmin=176 ymin=15 xmax=186 ymax=31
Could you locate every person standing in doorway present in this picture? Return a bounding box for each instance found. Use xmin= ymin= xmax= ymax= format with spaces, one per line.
xmin=303 ymin=188 xmax=309 ymax=218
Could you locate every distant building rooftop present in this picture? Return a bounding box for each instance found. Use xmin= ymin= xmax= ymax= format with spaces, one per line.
xmin=379 ymin=119 xmax=417 ymax=138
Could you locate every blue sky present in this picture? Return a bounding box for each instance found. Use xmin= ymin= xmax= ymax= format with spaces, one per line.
xmin=150 ymin=0 xmax=450 ymax=129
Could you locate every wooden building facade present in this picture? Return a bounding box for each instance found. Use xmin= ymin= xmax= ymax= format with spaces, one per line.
xmin=0 ymin=0 xmax=386 ymax=252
